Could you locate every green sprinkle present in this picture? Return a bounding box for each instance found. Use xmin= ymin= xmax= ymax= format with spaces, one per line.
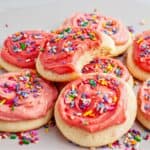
xmin=88 ymin=33 xmax=95 ymax=40
xmin=89 ymin=79 xmax=96 ymax=87
xmin=10 ymin=134 xmax=17 ymax=139
xmin=64 ymin=27 xmax=71 ymax=33
xmin=26 ymin=73 xmax=31 ymax=77
xmin=20 ymin=43 xmax=27 ymax=50
xmin=22 ymin=139 xmax=30 ymax=144
xmin=11 ymin=105 xmax=15 ymax=111
xmin=134 ymin=135 xmax=142 ymax=142
xmin=81 ymin=21 xmax=88 ymax=27
xmin=103 ymin=70 xmax=108 ymax=73
xmin=69 ymin=94 xmax=75 ymax=99
xmin=58 ymin=33 xmax=64 ymax=39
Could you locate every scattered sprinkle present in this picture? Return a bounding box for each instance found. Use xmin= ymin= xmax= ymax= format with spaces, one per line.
xmin=0 ymin=130 xmax=39 ymax=145
xmin=5 ymin=24 xmax=8 ymax=28
xmin=127 ymin=25 xmax=135 ymax=33
xmin=20 ymin=42 xmax=27 ymax=50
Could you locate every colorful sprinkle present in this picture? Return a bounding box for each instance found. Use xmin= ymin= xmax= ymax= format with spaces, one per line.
xmin=20 ymin=42 xmax=27 ymax=50
xmin=89 ymin=79 xmax=97 ymax=87
xmin=0 ymin=130 xmax=39 ymax=145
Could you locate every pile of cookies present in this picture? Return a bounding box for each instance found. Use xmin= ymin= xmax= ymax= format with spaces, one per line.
xmin=0 ymin=12 xmax=149 ymax=148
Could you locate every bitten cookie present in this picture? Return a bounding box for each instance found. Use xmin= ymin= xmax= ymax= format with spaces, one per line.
xmin=137 ymin=79 xmax=150 ymax=129
xmin=0 ymin=30 xmax=48 ymax=72
xmin=55 ymin=73 xmax=137 ymax=147
xmin=127 ymin=30 xmax=150 ymax=81
xmin=36 ymin=27 xmax=114 ymax=82
xmin=63 ymin=12 xmax=132 ymax=56
xmin=0 ymin=70 xmax=58 ymax=132
xmin=82 ymin=57 xmax=133 ymax=86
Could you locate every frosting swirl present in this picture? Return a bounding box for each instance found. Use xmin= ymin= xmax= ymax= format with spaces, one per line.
xmin=63 ymin=13 xmax=129 ymax=45
xmin=138 ymin=79 xmax=150 ymax=120
xmin=1 ymin=31 xmax=48 ymax=68
xmin=0 ymin=70 xmax=58 ymax=121
xmin=133 ymin=30 xmax=150 ymax=72
xmin=82 ymin=57 xmax=130 ymax=81
xmin=39 ymin=27 xmax=101 ymax=74
xmin=58 ymin=74 xmax=127 ymax=132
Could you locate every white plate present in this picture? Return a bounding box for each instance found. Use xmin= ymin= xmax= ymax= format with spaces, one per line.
xmin=0 ymin=0 xmax=150 ymax=150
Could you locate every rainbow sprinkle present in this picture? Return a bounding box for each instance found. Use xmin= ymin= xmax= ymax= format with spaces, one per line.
xmin=0 ymin=130 xmax=39 ymax=145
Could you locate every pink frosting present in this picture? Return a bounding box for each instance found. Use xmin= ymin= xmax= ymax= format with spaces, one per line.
xmin=58 ymin=74 xmax=127 ymax=133
xmin=63 ymin=12 xmax=129 ymax=45
xmin=0 ymin=70 xmax=58 ymax=121
xmin=39 ymin=27 xmax=101 ymax=74
xmin=138 ymin=79 xmax=150 ymax=120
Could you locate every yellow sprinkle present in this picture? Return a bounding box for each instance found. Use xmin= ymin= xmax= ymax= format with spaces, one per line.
xmin=25 ymin=83 xmax=30 ymax=88
xmin=83 ymin=110 xmax=93 ymax=117
xmin=77 ymin=31 xmax=82 ymax=35
xmin=0 ymin=99 xmax=6 ymax=105
xmin=113 ymin=96 xmax=117 ymax=103
xmin=102 ymin=22 xmax=106 ymax=28
xmin=107 ymin=64 xmax=113 ymax=71
xmin=45 ymin=128 xmax=49 ymax=133
xmin=100 ymin=79 xmax=108 ymax=86
xmin=92 ymin=15 xmax=97 ymax=20
xmin=136 ymin=37 xmax=143 ymax=44
xmin=15 ymin=32 xmax=20 ymax=36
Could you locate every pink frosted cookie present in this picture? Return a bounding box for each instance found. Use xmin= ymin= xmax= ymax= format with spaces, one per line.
xmin=0 ymin=70 xmax=58 ymax=132
xmin=0 ymin=30 xmax=49 ymax=72
xmin=63 ymin=12 xmax=132 ymax=56
xmin=55 ymin=73 xmax=136 ymax=147
xmin=137 ymin=79 xmax=150 ymax=129
xmin=82 ymin=57 xmax=133 ymax=86
xmin=127 ymin=30 xmax=150 ymax=81
xmin=36 ymin=27 xmax=113 ymax=82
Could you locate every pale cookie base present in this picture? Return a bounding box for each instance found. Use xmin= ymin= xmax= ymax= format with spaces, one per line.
xmin=0 ymin=56 xmax=23 ymax=72
xmin=137 ymin=108 xmax=150 ymax=130
xmin=101 ymin=32 xmax=132 ymax=57
xmin=0 ymin=109 xmax=53 ymax=132
xmin=55 ymin=81 xmax=137 ymax=147
xmin=126 ymin=46 xmax=150 ymax=81
xmin=113 ymin=32 xmax=132 ymax=57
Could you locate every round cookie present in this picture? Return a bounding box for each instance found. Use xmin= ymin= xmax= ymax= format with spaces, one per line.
xmin=127 ymin=30 xmax=150 ymax=81
xmin=0 ymin=30 xmax=48 ymax=72
xmin=0 ymin=69 xmax=58 ymax=132
xmin=82 ymin=57 xmax=133 ymax=86
xmin=36 ymin=27 xmax=114 ymax=82
xmin=55 ymin=73 xmax=137 ymax=147
xmin=63 ymin=12 xmax=132 ymax=56
xmin=137 ymin=79 xmax=150 ymax=129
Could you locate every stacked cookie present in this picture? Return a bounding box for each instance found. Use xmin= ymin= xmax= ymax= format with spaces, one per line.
xmin=0 ymin=11 xmax=149 ymax=148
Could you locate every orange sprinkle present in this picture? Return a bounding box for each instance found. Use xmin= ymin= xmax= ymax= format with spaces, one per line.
xmin=0 ymin=99 xmax=6 ymax=105
xmin=136 ymin=37 xmax=143 ymax=44
xmin=83 ymin=110 xmax=94 ymax=117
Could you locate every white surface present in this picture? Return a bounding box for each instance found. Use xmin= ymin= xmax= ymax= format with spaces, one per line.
xmin=0 ymin=0 xmax=150 ymax=150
